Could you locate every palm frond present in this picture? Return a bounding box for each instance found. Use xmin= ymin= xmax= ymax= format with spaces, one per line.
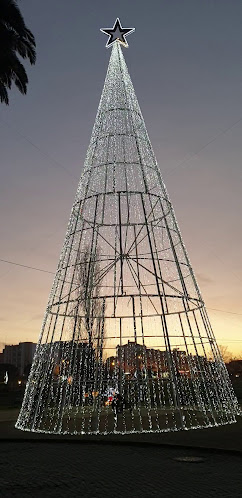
xmin=0 ymin=0 xmax=29 ymax=37
xmin=0 ymin=81 xmax=9 ymax=104
xmin=0 ymin=0 xmax=36 ymax=104
xmin=5 ymin=54 xmax=28 ymax=94
xmin=0 ymin=24 xmax=36 ymax=64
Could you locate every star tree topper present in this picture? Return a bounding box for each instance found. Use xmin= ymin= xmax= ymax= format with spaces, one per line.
xmin=100 ymin=18 xmax=135 ymax=48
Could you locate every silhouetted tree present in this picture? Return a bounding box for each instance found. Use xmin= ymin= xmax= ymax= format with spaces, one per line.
xmin=218 ymin=345 xmax=234 ymax=364
xmin=0 ymin=0 xmax=36 ymax=104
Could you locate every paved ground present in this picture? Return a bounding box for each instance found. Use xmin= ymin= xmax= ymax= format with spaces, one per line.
xmin=1 ymin=409 xmax=242 ymax=452
xmin=0 ymin=441 xmax=241 ymax=497
xmin=0 ymin=410 xmax=242 ymax=497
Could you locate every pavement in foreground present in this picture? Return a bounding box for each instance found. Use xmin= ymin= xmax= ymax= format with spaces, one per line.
xmin=0 ymin=410 xmax=241 ymax=497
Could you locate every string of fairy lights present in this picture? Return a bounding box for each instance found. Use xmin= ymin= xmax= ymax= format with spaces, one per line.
xmin=12 ymin=21 xmax=240 ymax=436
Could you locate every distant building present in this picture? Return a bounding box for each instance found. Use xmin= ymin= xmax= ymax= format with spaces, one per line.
xmin=105 ymin=356 xmax=117 ymax=371
xmin=51 ymin=340 xmax=95 ymax=382
xmin=116 ymin=341 xmax=146 ymax=375
xmin=116 ymin=341 xmax=169 ymax=377
xmin=111 ymin=342 xmax=190 ymax=378
xmin=0 ymin=342 xmax=36 ymax=375
xmin=227 ymin=359 xmax=242 ymax=378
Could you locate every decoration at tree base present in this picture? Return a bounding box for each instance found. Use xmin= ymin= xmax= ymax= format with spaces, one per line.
xmin=16 ymin=21 xmax=239 ymax=435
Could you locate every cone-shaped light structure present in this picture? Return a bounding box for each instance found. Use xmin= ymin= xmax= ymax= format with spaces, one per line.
xmin=16 ymin=41 xmax=238 ymax=435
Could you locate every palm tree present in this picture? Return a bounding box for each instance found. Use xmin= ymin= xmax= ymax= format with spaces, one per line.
xmin=0 ymin=0 xmax=36 ymax=104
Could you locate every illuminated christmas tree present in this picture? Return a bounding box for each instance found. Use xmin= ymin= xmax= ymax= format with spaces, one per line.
xmin=16 ymin=19 xmax=238 ymax=435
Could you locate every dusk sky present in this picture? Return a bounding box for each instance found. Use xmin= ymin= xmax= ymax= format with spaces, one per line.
xmin=0 ymin=0 xmax=241 ymax=354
